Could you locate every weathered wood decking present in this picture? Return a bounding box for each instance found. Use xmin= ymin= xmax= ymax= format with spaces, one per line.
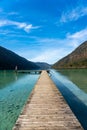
xmin=13 ymin=71 xmax=83 ymax=130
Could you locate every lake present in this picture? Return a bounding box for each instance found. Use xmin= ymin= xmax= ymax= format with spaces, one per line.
xmin=0 ymin=71 xmax=39 ymax=130
xmin=57 ymin=69 xmax=87 ymax=93
xmin=51 ymin=69 xmax=87 ymax=130
xmin=0 ymin=69 xmax=87 ymax=130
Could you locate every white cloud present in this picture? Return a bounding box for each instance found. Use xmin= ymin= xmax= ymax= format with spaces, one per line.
xmin=0 ymin=8 xmax=18 ymax=16
xmin=24 ymin=24 xmax=32 ymax=32
xmin=31 ymin=48 xmax=70 ymax=64
xmin=9 ymin=27 xmax=87 ymax=64
xmin=1 ymin=26 xmax=86 ymax=64
xmin=60 ymin=6 xmax=87 ymax=23
xmin=67 ymin=28 xmax=87 ymax=48
xmin=7 ymin=12 xmax=19 ymax=16
xmin=68 ymin=28 xmax=87 ymax=39
xmin=0 ymin=20 xmax=8 ymax=26
xmin=0 ymin=19 xmax=40 ymax=33
xmin=31 ymin=28 xmax=87 ymax=63
xmin=0 ymin=29 xmax=9 ymax=35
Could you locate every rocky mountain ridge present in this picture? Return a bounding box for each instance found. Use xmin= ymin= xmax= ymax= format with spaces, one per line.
xmin=53 ymin=41 xmax=87 ymax=69
xmin=0 ymin=46 xmax=39 ymax=70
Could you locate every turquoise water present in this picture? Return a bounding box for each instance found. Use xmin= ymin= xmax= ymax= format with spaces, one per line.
xmin=51 ymin=69 xmax=87 ymax=106
xmin=57 ymin=69 xmax=87 ymax=93
xmin=1 ymin=69 xmax=87 ymax=130
xmin=0 ymin=71 xmax=39 ymax=130
xmin=51 ymin=69 xmax=87 ymax=129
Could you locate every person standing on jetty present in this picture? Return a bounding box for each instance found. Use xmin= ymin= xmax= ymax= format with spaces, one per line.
xmin=15 ymin=66 xmax=18 ymax=73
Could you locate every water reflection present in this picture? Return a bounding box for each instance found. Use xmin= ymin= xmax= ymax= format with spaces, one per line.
xmin=14 ymin=72 xmax=18 ymax=81
xmin=51 ymin=70 xmax=87 ymax=130
xmin=57 ymin=69 xmax=87 ymax=93
xmin=0 ymin=71 xmax=25 ymax=89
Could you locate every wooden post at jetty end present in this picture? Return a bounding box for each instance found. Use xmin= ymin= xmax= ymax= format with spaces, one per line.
xmin=13 ymin=71 xmax=83 ymax=130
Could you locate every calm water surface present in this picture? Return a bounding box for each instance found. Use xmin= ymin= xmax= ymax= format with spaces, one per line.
xmin=1 ymin=69 xmax=87 ymax=130
xmin=57 ymin=69 xmax=87 ymax=93
xmin=0 ymin=71 xmax=39 ymax=130
xmin=51 ymin=69 xmax=87 ymax=130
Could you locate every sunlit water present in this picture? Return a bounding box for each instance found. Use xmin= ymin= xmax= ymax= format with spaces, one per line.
xmin=51 ymin=69 xmax=87 ymax=130
xmin=0 ymin=71 xmax=39 ymax=130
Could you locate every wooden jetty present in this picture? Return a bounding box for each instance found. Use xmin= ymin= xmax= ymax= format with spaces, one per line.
xmin=13 ymin=71 xmax=83 ymax=130
xmin=18 ymin=70 xmax=50 ymax=74
xmin=18 ymin=70 xmax=42 ymax=74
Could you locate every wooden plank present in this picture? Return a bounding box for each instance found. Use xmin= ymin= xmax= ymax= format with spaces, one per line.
xmin=13 ymin=71 xmax=83 ymax=130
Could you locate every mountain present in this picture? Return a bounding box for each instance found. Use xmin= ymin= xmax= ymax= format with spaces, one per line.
xmin=36 ymin=62 xmax=51 ymax=70
xmin=0 ymin=46 xmax=39 ymax=70
xmin=53 ymin=41 xmax=87 ymax=69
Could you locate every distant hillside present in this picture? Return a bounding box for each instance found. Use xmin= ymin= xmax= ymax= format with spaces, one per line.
xmin=0 ymin=46 xmax=39 ymax=70
xmin=53 ymin=41 xmax=87 ymax=69
xmin=36 ymin=62 xmax=51 ymax=70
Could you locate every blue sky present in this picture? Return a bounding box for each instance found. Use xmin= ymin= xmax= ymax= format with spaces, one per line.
xmin=0 ymin=0 xmax=87 ymax=64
